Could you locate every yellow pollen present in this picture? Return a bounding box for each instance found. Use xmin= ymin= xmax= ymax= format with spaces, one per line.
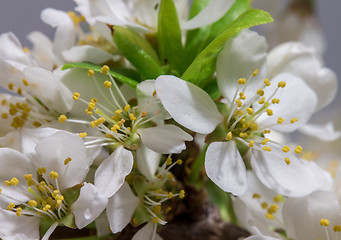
xmin=166 ymin=158 xmax=172 ymax=165
xmin=290 ymin=117 xmax=298 ymax=123
xmin=104 ymin=81 xmax=112 ymax=88
xmin=16 ymin=207 xmax=22 ymax=216
xmin=285 ymin=157 xmax=291 ymax=165
xmin=28 ymin=200 xmax=37 ymax=207
xmin=278 ymin=81 xmax=286 ymax=88
xmin=43 ymin=205 xmax=51 ymax=212
xmin=268 ymin=204 xmax=279 ymax=214
xmin=79 ymin=132 xmax=88 ymax=138
xmin=124 ymin=104 xmax=130 ymax=112
xmin=88 ymin=69 xmax=95 ymax=76
xmin=263 ymin=146 xmax=272 ymax=152
xmin=258 ymin=97 xmax=265 ymax=104
xmin=58 ymin=115 xmax=67 ymax=123
xmin=238 ymin=78 xmax=246 ymax=85
xmin=261 ymin=202 xmax=268 ymax=209
xmin=22 ymin=78 xmax=29 ymax=86
xmin=295 ymin=146 xmax=302 ymax=154
xmin=23 ymin=47 xmax=29 ymax=53
xmin=261 ymin=138 xmax=270 ymax=145
xmin=49 ymin=171 xmax=59 ymax=179
xmin=168 ymin=192 xmax=174 ymax=199
xmin=266 ymin=213 xmax=275 ymax=220
xmin=129 ymin=113 xmax=136 ymax=121
xmin=239 ymin=92 xmax=246 ymax=100
xmin=235 ymin=99 xmax=243 ymax=108
xmin=179 ymin=190 xmax=185 ymax=199
xmin=252 ymin=69 xmax=259 ymax=76
xmin=246 ymin=108 xmax=254 ymax=115
xmin=266 ymin=109 xmax=273 ymax=116
xmin=226 ymin=132 xmax=232 ymax=141
xmin=8 ymin=83 xmax=14 ymax=90
xmin=152 ymin=217 xmax=159 ymax=224
xmin=7 ymin=203 xmax=15 ymax=211
xmin=101 ymin=65 xmax=110 ymax=74
xmin=272 ymin=98 xmax=280 ymax=104
xmin=52 ymin=190 xmax=60 ymax=198
xmin=24 ymin=174 xmax=33 ymax=181
xmin=176 ymin=159 xmax=183 ymax=165
xmin=333 ymin=225 xmax=341 ymax=232
xmin=263 ymin=129 xmax=271 ymax=134
xmin=17 ymin=88 xmax=22 ymax=95
xmin=64 ymin=157 xmax=72 ymax=165
xmin=282 ymin=146 xmax=290 ymax=153
xmin=257 ymin=89 xmax=264 ymax=96
xmin=1 ymin=113 xmax=8 ymax=119
xmin=4 ymin=180 xmax=11 ymax=186
xmin=249 ymin=140 xmax=254 ymax=147
xmin=273 ymin=195 xmax=283 ymax=203
xmin=277 ymin=117 xmax=284 ymax=124
xmin=252 ymin=193 xmax=261 ymax=199
xmin=320 ymin=218 xmax=330 ymax=226
xmin=239 ymin=132 xmax=248 ymax=138
xmin=10 ymin=178 xmax=19 ymax=186
xmin=73 ymin=92 xmax=80 ymax=100
xmin=264 ymin=78 xmax=271 ymax=86
xmin=37 ymin=167 xmax=46 ymax=175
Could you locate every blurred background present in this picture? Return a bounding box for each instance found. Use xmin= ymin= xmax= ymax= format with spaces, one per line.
xmin=0 ymin=0 xmax=340 ymax=153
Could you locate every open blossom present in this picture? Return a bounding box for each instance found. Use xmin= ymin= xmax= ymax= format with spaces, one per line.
xmin=155 ymin=29 xmax=333 ymax=197
xmin=0 ymin=131 xmax=107 ymax=240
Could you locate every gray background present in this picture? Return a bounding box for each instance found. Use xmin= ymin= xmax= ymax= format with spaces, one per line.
xmin=0 ymin=0 xmax=340 ymax=152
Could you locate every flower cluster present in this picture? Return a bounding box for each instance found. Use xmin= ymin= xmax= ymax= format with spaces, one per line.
xmin=0 ymin=0 xmax=339 ymax=240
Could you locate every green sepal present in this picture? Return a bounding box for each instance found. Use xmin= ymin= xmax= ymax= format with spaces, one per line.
xmin=205 ymin=123 xmax=229 ymax=144
xmin=132 ymin=175 xmax=149 ymax=197
xmin=158 ymin=0 xmax=185 ymax=74
xmin=188 ymin=145 xmax=208 ymax=190
xmin=63 ymin=183 xmax=83 ymax=207
xmin=113 ymin=26 xmax=163 ymax=79
xmin=123 ymin=132 xmax=141 ymax=150
xmin=39 ymin=218 xmax=56 ymax=239
xmin=131 ymin=204 xmax=150 ymax=227
xmin=60 ymin=213 xmax=76 ymax=229
xmin=62 ymin=62 xmax=139 ymax=89
xmin=182 ymin=9 xmax=273 ymax=87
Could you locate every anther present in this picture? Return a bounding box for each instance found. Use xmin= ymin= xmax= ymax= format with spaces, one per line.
xmin=28 ymin=200 xmax=37 ymax=207
xmin=266 ymin=109 xmax=273 ymax=116
xmin=129 ymin=113 xmax=136 ymax=121
xmin=226 ymin=132 xmax=232 ymax=141
xmin=320 ymin=218 xmax=330 ymax=226
xmin=282 ymin=146 xmax=290 ymax=153
xmin=22 ymin=78 xmax=29 ymax=86
xmin=252 ymin=69 xmax=259 ymax=76
xmin=295 ymin=146 xmax=302 ymax=154
xmin=285 ymin=157 xmax=290 ymax=165
xmin=168 ymin=192 xmax=174 ymax=199
xmin=258 ymin=97 xmax=265 ymax=104
xmin=257 ymin=89 xmax=264 ymax=96
xmin=17 ymin=88 xmax=22 ymax=95
xmin=261 ymin=138 xmax=270 ymax=145
xmin=246 ymin=108 xmax=254 ymax=115
xmin=263 ymin=129 xmax=271 ymax=134
xmin=64 ymin=157 xmax=72 ymax=165
xmin=101 ymin=65 xmax=110 ymax=74
xmin=238 ymin=78 xmax=246 ymax=85
xmin=8 ymin=83 xmax=14 ymax=90
xmin=1 ymin=113 xmax=8 ymax=119
xmin=88 ymin=69 xmax=95 ymax=76
xmin=278 ymin=81 xmax=286 ymax=88
xmin=277 ymin=117 xmax=284 ymax=124
xmin=16 ymin=207 xmax=22 ymax=216
xmin=239 ymin=92 xmax=246 ymax=100
xmin=124 ymin=104 xmax=130 ymax=112
xmin=152 ymin=217 xmax=159 ymax=224
xmin=252 ymin=193 xmax=261 ymax=199
xmin=266 ymin=213 xmax=275 ymax=220
xmin=73 ymin=92 xmax=80 ymax=100
xmin=7 ymin=203 xmax=15 ymax=211
xmin=239 ymin=132 xmax=248 ymax=138
xmin=236 ymin=99 xmax=243 ymax=107
xmin=37 ymin=167 xmax=46 ymax=175
xmin=273 ymin=195 xmax=283 ymax=203
xmin=166 ymin=158 xmax=172 ymax=165
xmin=23 ymin=47 xmax=29 ymax=53
xmin=179 ymin=190 xmax=185 ymax=199
xmin=49 ymin=171 xmax=59 ymax=179
xmin=261 ymin=202 xmax=268 ymax=209
xmin=249 ymin=140 xmax=254 ymax=147
xmin=290 ymin=118 xmax=298 ymax=123
xmin=58 ymin=115 xmax=67 ymax=123
xmin=104 ymin=81 xmax=112 ymax=88
xmin=176 ymin=159 xmax=183 ymax=165
xmin=264 ymin=78 xmax=271 ymax=86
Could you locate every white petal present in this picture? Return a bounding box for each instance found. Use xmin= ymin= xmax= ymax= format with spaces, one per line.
xmin=41 ymin=8 xmax=76 ymax=65
xmin=94 ymin=146 xmax=133 ymax=198
xmin=282 ymin=190 xmax=340 ymax=240
xmin=0 ymin=32 xmax=30 ymax=65
xmin=33 ymin=131 xmax=92 ymax=190
xmin=107 ymin=182 xmax=140 ymax=233
xmin=251 ymin=146 xmax=333 ymax=197
xmin=71 ymin=183 xmax=108 ymax=229
xmin=155 ymin=75 xmax=223 ymax=134
xmin=267 ymin=42 xmax=337 ymax=111
xmin=23 ymin=67 xmax=73 ymax=113
xmin=136 ymin=145 xmax=161 ymax=181
xmin=0 ymin=208 xmax=40 ymax=240
xmin=299 ymin=121 xmax=341 ymax=141
xmin=0 ymin=148 xmax=35 ymax=204
xmin=181 ymin=0 xmax=234 ymax=29
xmin=255 ymin=73 xmax=318 ymax=132
xmin=132 ymin=222 xmax=162 ymax=240
xmin=205 ymin=141 xmax=247 ymax=195
xmin=217 ymin=30 xmax=268 ymax=103
xmin=62 ymin=45 xmax=115 ymax=64
xmin=139 ymin=125 xmax=193 ymax=154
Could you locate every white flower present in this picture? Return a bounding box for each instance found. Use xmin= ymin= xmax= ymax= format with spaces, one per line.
xmin=0 ymin=131 xmax=107 ymax=239
xmin=155 ymin=30 xmax=332 ymax=196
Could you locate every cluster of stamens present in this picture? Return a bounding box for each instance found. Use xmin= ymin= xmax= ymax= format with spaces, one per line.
xmin=252 ymin=192 xmax=284 ymax=220
xmin=223 ymin=69 xmax=303 ymax=165
xmin=0 ymin=158 xmax=72 ymax=221
xmin=319 ymin=218 xmax=341 ymax=239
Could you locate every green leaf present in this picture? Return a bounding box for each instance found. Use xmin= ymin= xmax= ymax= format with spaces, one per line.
xmin=113 ymin=26 xmax=163 ymax=79
xmin=182 ymin=9 xmax=273 ymax=87
xmin=185 ymin=0 xmax=252 ymax=67
xmin=158 ymin=0 xmax=185 ymax=75
xmin=62 ymin=62 xmax=139 ymax=89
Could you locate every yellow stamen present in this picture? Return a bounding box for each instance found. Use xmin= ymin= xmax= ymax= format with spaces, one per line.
xmin=23 ymin=47 xmax=29 ymax=53
xmin=264 ymin=78 xmax=271 ymax=86
xmin=252 ymin=69 xmax=259 ymax=76
xmin=295 ymin=146 xmax=302 ymax=154
xmin=124 ymin=104 xmax=130 ymax=112
xmin=249 ymin=140 xmax=254 ymax=147
xmin=58 ymin=115 xmax=67 ymax=123
xmin=282 ymin=146 xmax=290 ymax=153
xmin=104 ymin=81 xmax=112 ymax=88
xmin=22 ymin=78 xmax=29 ymax=86
xmin=79 ymin=132 xmax=87 ymax=138
xmin=226 ymin=132 xmax=232 ymax=141
xmin=252 ymin=193 xmax=261 ymax=199
xmin=176 ymin=159 xmax=183 ymax=165
xmin=285 ymin=157 xmax=290 ymax=165
xmin=261 ymin=138 xmax=270 ymax=145
xmin=261 ymin=202 xmax=268 ymax=209
xmin=129 ymin=113 xmax=136 ymax=121
xmin=272 ymin=98 xmax=280 ymax=104
xmin=64 ymin=157 xmax=72 ymax=165
xmin=278 ymin=81 xmax=286 ymax=88
xmin=238 ymin=78 xmax=246 ymax=85
xmin=236 ymin=99 xmax=243 ymax=108
xmin=73 ymin=92 xmax=80 ymax=101
xmin=290 ymin=117 xmax=298 ymax=123
xmin=101 ymin=65 xmax=110 ymax=74
xmin=1 ymin=113 xmax=8 ymax=119
xmin=246 ymin=108 xmax=254 ymax=115
xmin=88 ymin=69 xmax=95 ymax=76
xmin=266 ymin=109 xmax=273 ymax=116
xmin=258 ymin=97 xmax=265 ymax=104
xmin=166 ymin=158 xmax=172 ymax=165
xmin=49 ymin=171 xmax=59 ymax=179
xmin=179 ymin=190 xmax=185 ymax=199
xmin=320 ymin=218 xmax=330 ymax=226
xmin=277 ymin=117 xmax=284 ymax=124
